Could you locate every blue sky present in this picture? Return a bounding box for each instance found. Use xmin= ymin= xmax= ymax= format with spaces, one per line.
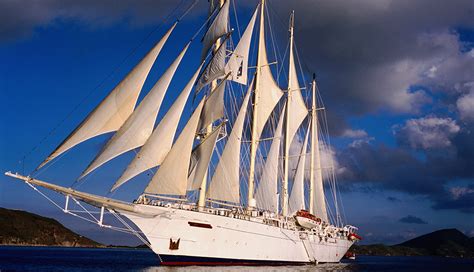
xmin=1 ymin=0 xmax=473 ymax=246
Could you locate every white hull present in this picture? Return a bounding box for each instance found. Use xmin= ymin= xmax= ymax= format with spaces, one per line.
xmin=123 ymin=204 xmax=353 ymax=265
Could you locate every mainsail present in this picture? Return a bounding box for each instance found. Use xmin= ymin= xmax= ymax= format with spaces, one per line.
xmin=207 ymin=88 xmax=251 ymax=204
xmin=288 ymin=124 xmax=310 ymax=215
xmin=112 ymin=64 xmax=203 ymax=191
xmin=80 ymin=43 xmax=190 ymax=179
xmin=37 ymin=23 xmax=177 ymax=169
xmin=144 ymin=99 xmax=205 ymax=196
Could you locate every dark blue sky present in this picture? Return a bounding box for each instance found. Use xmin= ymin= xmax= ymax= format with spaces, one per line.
xmin=1 ymin=0 xmax=473 ymax=246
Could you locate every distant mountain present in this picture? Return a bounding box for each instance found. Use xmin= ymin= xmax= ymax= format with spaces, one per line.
xmin=0 ymin=207 xmax=103 ymax=247
xmin=350 ymin=229 xmax=474 ymax=258
xmin=398 ymin=229 xmax=474 ymax=257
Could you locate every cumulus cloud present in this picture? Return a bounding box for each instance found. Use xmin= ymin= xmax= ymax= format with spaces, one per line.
xmin=457 ymin=89 xmax=474 ymax=121
xmin=394 ymin=116 xmax=460 ymax=150
xmin=399 ymin=215 xmax=428 ymax=224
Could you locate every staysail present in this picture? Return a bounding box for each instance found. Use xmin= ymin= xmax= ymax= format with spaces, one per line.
xmin=187 ymin=123 xmax=223 ymax=190
xmin=288 ymin=124 xmax=310 ymax=215
xmin=310 ymin=78 xmax=328 ymax=222
xmin=80 ymin=43 xmax=190 ymax=179
xmin=37 ymin=23 xmax=177 ymax=169
xmin=255 ymin=105 xmax=285 ymax=213
xmin=198 ymin=80 xmax=226 ymax=131
xmin=144 ymin=99 xmax=205 ymax=196
xmin=207 ymin=88 xmax=250 ymax=204
xmin=112 ymin=64 xmax=203 ymax=191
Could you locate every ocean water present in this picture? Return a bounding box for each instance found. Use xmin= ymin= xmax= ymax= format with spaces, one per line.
xmin=0 ymin=246 xmax=473 ymax=272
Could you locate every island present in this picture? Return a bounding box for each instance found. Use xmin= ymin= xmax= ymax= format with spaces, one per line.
xmin=0 ymin=207 xmax=102 ymax=247
xmin=350 ymin=229 xmax=474 ymax=258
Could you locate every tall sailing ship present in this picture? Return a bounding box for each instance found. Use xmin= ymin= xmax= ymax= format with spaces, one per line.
xmin=6 ymin=0 xmax=360 ymax=265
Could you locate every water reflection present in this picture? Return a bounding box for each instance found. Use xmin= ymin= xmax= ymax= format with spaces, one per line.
xmin=141 ymin=262 xmax=355 ymax=272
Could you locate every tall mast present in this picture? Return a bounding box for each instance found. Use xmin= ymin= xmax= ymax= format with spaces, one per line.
xmin=282 ymin=11 xmax=295 ymax=217
xmin=198 ymin=0 xmax=225 ymax=208
xmin=248 ymin=0 xmax=266 ymax=209
xmin=309 ymin=74 xmax=316 ymax=214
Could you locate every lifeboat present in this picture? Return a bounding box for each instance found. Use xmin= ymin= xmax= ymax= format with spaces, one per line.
xmin=294 ymin=210 xmax=321 ymax=229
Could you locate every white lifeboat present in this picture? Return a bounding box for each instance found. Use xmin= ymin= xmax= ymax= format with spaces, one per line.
xmin=294 ymin=210 xmax=321 ymax=229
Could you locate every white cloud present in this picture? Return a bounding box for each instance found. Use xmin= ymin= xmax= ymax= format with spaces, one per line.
xmin=457 ymin=89 xmax=474 ymax=121
xmin=426 ymin=65 xmax=438 ymax=78
xmin=342 ymin=129 xmax=368 ymax=138
xmin=394 ymin=116 xmax=460 ymax=149
xmin=450 ymin=187 xmax=474 ymax=200
xmin=349 ymin=137 xmax=375 ymax=148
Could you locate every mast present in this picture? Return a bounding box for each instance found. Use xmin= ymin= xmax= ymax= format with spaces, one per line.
xmin=198 ymin=0 xmax=225 ymax=208
xmin=248 ymin=0 xmax=266 ymax=209
xmin=309 ymin=74 xmax=316 ymax=214
xmin=282 ymin=11 xmax=295 ymax=216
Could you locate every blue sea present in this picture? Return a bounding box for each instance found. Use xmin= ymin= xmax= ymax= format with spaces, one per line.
xmin=0 ymin=246 xmax=473 ymax=272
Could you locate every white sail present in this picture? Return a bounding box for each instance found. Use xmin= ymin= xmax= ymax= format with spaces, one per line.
xmin=207 ymin=88 xmax=251 ymax=203
xmin=112 ymin=64 xmax=203 ymax=191
xmin=79 ymin=43 xmax=190 ymax=179
xmin=144 ymin=99 xmax=205 ymax=196
xmin=188 ymin=123 xmax=222 ymax=190
xmin=201 ymin=0 xmax=229 ymax=61
xmin=255 ymin=104 xmax=285 ymax=213
xmin=254 ymin=4 xmax=283 ymax=139
xmin=288 ymin=124 xmax=310 ymax=216
xmin=226 ymin=6 xmax=258 ymax=85
xmin=37 ymin=23 xmax=177 ymax=169
xmin=311 ymin=106 xmax=329 ymax=222
xmin=286 ymin=18 xmax=308 ymax=147
xmin=196 ymin=37 xmax=228 ymax=92
xmin=199 ymin=80 xmax=225 ymax=131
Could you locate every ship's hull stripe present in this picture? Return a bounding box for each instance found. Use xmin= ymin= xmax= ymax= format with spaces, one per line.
xmin=159 ymin=254 xmax=309 ymax=266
